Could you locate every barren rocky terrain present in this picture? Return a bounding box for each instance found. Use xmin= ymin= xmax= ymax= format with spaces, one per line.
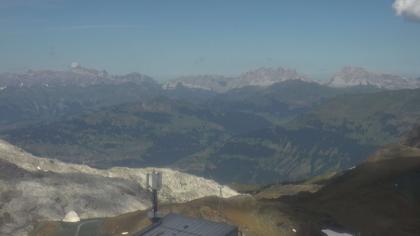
xmin=0 ymin=139 xmax=238 ymax=236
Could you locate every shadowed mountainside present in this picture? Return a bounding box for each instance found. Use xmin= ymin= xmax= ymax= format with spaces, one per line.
xmin=281 ymin=127 xmax=420 ymax=235
xmin=291 ymin=88 xmax=420 ymax=145
xmin=2 ymin=71 xmax=420 ymax=184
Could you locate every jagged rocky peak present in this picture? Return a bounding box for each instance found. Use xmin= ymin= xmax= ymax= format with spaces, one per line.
xmin=236 ymin=66 xmax=310 ymax=87
xmin=162 ymin=74 xmax=231 ymax=92
xmin=327 ymin=66 xmax=420 ymax=89
xmin=163 ymin=66 xmax=312 ymax=92
xmin=0 ymin=64 xmax=157 ymax=88
xmin=69 ymin=61 xmax=108 ymax=77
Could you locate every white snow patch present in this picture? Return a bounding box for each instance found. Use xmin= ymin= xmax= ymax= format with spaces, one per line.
xmin=71 ymin=62 xmax=80 ymax=69
xmin=322 ymin=229 xmax=353 ymax=236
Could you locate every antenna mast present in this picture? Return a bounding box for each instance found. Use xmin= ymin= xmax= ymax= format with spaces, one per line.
xmin=217 ymin=185 xmax=223 ymax=216
xmin=146 ymin=170 xmax=162 ymax=223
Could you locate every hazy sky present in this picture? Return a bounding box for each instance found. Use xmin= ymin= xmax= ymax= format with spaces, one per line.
xmin=1 ymin=0 xmax=420 ymax=80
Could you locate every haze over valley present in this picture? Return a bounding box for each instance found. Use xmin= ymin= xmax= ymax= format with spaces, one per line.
xmin=2 ymin=0 xmax=420 ymax=235
xmin=1 ymin=65 xmax=420 ymax=185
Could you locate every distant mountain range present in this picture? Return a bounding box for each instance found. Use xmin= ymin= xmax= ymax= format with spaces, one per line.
xmin=327 ymin=66 xmax=420 ymax=89
xmin=163 ymin=66 xmax=420 ymax=92
xmin=0 ymin=67 xmax=162 ymax=130
xmin=1 ymin=65 xmax=420 ymax=235
xmin=0 ymin=66 xmax=156 ymax=89
xmin=1 ymin=65 xmax=420 ymax=184
xmin=163 ymin=67 xmax=310 ymax=93
xmin=1 ymin=66 xmax=419 ymax=92
xmin=3 ymin=83 xmax=420 ymax=184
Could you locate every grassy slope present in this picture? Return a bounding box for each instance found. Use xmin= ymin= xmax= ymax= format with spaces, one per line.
xmin=283 ymin=144 xmax=420 ymax=236
xmin=189 ymin=126 xmax=374 ymax=184
xmin=291 ymin=88 xmax=420 ymax=145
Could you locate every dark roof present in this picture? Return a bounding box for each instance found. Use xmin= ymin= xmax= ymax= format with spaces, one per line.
xmin=135 ymin=213 xmax=237 ymax=236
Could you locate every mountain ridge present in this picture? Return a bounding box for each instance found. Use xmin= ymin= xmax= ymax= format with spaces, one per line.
xmin=0 ymin=139 xmax=238 ymax=236
xmin=163 ymin=66 xmax=312 ymax=93
xmin=0 ymin=67 xmax=157 ymax=89
xmin=327 ymin=66 xmax=420 ymax=89
xmin=3 ymin=66 xmax=419 ymax=94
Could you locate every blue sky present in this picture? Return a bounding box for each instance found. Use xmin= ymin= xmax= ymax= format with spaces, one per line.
xmin=1 ymin=0 xmax=420 ymax=80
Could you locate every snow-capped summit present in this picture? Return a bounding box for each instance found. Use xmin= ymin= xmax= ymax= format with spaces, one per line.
xmin=327 ymin=66 xmax=420 ymax=90
xmin=70 ymin=62 xmax=81 ymax=69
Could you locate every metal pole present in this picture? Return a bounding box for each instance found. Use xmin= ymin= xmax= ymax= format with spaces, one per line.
xmin=152 ymin=189 xmax=159 ymax=223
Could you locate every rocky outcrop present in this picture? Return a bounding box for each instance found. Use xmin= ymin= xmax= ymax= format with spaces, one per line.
xmin=327 ymin=66 xmax=420 ymax=90
xmin=163 ymin=67 xmax=311 ymax=93
xmin=0 ymin=65 xmax=157 ymax=89
xmin=0 ymin=139 xmax=238 ymax=236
